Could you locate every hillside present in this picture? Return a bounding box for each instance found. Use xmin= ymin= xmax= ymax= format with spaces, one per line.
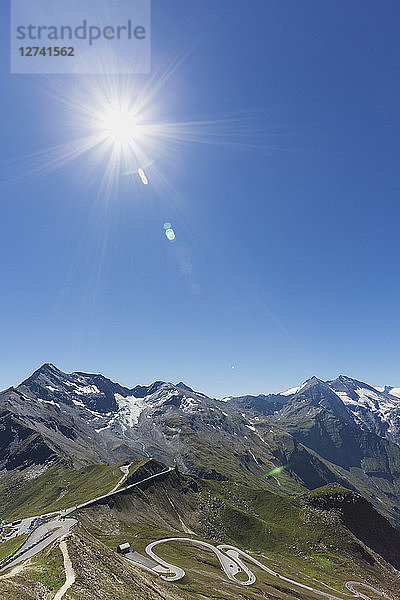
xmin=3 ymin=467 xmax=398 ymax=599
xmin=1 ymin=365 xmax=400 ymax=598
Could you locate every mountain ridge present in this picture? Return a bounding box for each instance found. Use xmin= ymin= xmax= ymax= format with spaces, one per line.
xmin=2 ymin=363 xmax=400 ymax=530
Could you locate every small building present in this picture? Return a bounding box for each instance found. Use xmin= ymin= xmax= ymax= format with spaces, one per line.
xmin=117 ymin=542 xmax=131 ymax=554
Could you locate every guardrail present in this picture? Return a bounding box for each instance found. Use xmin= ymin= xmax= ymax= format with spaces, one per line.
xmin=0 ymin=518 xmax=78 ymax=571
xmin=0 ymin=530 xmax=55 ymax=569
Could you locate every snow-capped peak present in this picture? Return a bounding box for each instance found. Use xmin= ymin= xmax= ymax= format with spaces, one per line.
xmin=327 ymin=376 xmax=400 ymax=442
xmin=373 ymin=385 xmax=400 ymax=399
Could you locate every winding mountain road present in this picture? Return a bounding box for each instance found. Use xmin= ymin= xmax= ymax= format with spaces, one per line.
xmin=0 ymin=466 xmax=394 ymax=600
xmin=128 ymin=537 xmax=392 ymax=600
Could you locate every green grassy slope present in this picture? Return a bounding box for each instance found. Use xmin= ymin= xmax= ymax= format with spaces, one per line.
xmin=0 ymin=461 xmax=145 ymax=521
xmin=77 ymin=470 xmax=400 ymax=600
xmin=1 ymin=463 xmax=398 ymax=599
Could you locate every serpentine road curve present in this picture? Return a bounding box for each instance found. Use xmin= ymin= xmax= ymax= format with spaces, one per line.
xmin=139 ymin=538 xmax=393 ymax=600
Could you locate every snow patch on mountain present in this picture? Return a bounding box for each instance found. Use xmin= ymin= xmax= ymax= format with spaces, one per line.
xmin=74 ymin=384 xmax=101 ymax=395
xmin=326 ymin=379 xmax=400 ymax=442
xmin=332 ymin=385 xmax=397 ymax=417
xmin=72 ymin=398 xmax=85 ymax=408
xmin=335 ymin=390 xmax=358 ymax=405
xmin=245 ymin=424 xmax=256 ymax=432
xmin=281 ymin=380 xmax=310 ymax=396
xmin=374 ymin=385 xmax=400 ymax=399
xmin=180 ymin=396 xmax=199 ymax=413
xmin=95 ymin=423 xmax=112 ymax=433
xmin=281 ymin=386 xmax=300 ymax=396
xmin=114 ymin=393 xmax=146 ymax=428
xmin=38 ymin=398 xmax=59 ymax=407
xmin=354 ymin=387 xmax=398 ymax=415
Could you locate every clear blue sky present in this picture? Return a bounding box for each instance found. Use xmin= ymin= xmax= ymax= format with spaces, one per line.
xmin=1 ymin=0 xmax=399 ymax=397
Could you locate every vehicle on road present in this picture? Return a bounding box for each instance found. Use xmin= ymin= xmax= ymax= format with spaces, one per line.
xmin=117 ymin=543 xmax=131 ymax=554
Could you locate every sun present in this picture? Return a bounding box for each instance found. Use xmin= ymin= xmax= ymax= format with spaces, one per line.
xmin=17 ymin=74 xmax=253 ymax=196
xmin=98 ymin=107 xmax=139 ymax=147
xmin=83 ymin=89 xmax=154 ymax=192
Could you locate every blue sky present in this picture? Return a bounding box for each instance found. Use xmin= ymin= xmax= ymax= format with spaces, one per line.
xmin=1 ymin=0 xmax=399 ymax=397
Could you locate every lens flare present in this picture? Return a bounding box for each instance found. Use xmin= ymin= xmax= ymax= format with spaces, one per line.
xmin=267 ymin=465 xmax=288 ymax=476
xmin=138 ymin=168 xmax=148 ymax=185
xmin=165 ymin=228 xmax=176 ymax=241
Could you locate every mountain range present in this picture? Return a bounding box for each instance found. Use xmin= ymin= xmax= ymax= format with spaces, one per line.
xmin=2 ymin=363 xmax=400 ymax=529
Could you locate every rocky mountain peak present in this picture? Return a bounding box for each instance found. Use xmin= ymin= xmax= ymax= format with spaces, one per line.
xmin=131 ymin=381 xmax=168 ymax=398
xmin=297 ymin=375 xmax=325 ymax=390
xmin=23 ymin=362 xmax=65 ymax=382
xmin=175 ymin=382 xmax=195 ymax=393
